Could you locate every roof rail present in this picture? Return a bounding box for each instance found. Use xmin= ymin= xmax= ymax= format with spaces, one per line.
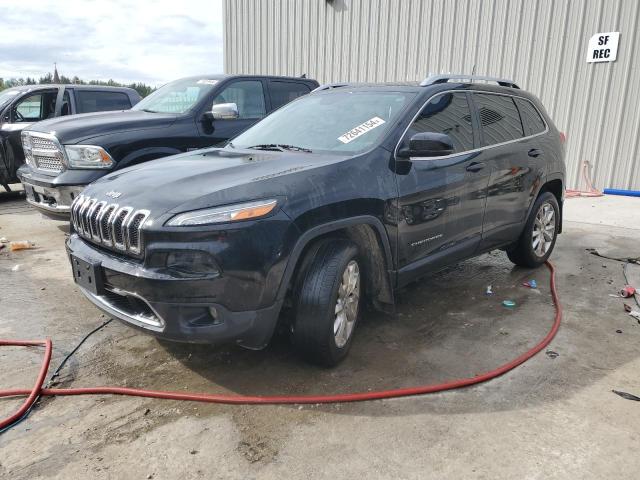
xmin=420 ymin=74 xmax=520 ymax=89
xmin=311 ymin=82 xmax=352 ymax=93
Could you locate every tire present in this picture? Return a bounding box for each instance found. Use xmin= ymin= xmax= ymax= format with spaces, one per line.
xmin=507 ymin=192 xmax=560 ymax=268
xmin=293 ymin=239 xmax=362 ymax=367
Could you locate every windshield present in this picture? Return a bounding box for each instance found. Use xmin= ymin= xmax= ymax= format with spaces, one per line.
xmin=229 ymin=91 xmax=415 ymax=154
xmin=0 ymin=89 xmax=20 ymax=110
xmin=132 ymin=77 xmax=219 ymax=114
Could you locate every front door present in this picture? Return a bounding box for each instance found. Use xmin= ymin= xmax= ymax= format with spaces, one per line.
xmin=394 ymin=91 xmax=490 ymax=286
xmin=196 ymin=79 xmax=268 ymax=147
xmin=0 ymin=88 xmax=60 ymax=182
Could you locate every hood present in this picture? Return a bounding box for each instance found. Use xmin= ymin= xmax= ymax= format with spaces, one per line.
xmin=26 ymin=110 xmax=178 ymax=144
xmin=82 ymin=148 xmax=347 ymax=219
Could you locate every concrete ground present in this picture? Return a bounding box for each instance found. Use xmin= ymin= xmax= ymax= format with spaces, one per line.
xmin=1 ymin=186 xmax=639 ymax=479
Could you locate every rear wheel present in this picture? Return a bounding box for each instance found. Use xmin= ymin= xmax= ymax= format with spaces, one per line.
xmin=293 ymin=239 xmax=362 ymax=367
xmin=507 ymin=192 xmax=559 ymax=267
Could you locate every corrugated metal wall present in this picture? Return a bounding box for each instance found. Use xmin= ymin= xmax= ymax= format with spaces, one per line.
xmin=224 ymin=0 xmax=640 ymax=190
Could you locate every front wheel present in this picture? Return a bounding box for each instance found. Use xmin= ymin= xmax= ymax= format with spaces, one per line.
xmin=507 ymin=192 xmax=560 ymax=268
xmin=293 ymin=239 xmax=362 ymax=367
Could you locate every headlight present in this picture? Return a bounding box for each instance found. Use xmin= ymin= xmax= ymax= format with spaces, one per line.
xmin=166 ymin=199 xmax=278 ymax=226
xmin=64 ymin=145 xmax=114 ymax=169
xmin=21 ymin=132 xmax=34 ymax=167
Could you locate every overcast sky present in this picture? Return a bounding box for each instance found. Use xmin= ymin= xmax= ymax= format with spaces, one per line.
xmin=0 ymin=0 xmax=224 ymax=87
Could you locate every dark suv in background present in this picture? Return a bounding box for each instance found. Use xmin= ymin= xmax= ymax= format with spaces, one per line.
xmin=18 ymin=74 xmax=318 ymax=217
xmin=0 ymin=84 xmax=140 ymax=192
xmin=66 ymin=75 xmax=565 ymax=366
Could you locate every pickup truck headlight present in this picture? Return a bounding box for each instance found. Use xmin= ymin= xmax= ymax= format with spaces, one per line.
xmin=65 ymin=145 xmax=114 ymax=169
xmin=166 ymin=199 xmax=278 ymax=226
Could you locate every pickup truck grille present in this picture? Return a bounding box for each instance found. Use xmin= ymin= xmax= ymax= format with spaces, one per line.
xmin=71 ymin=195 xmax=150 ymax=256
xmin=21 ymin=132 xmax=66 ymax=174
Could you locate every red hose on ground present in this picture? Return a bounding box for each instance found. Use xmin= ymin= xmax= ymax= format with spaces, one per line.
xmin=0 ymin=261 xmax=562 ymax=427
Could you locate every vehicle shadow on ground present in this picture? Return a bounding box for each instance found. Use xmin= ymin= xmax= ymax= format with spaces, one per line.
xmin=151 ymin=236 xmax=639 ymax=417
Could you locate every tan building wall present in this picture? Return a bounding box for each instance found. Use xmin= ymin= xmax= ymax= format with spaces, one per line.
xmin=224 ymin=0 xmax=640 ymax=190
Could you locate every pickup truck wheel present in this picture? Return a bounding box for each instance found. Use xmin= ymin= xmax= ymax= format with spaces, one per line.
xmin=293 ymin=239 xmax=361 ymax=367
xmin=507 ymin=192 xmax=559 ymax=268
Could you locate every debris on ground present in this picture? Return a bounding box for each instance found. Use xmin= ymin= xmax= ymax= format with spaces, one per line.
xmin=10 ymin=265 xmax=21 ymax=272
xmin=628 ymin=310 xmax=640 ymax=322
xmin=502 ymin=300 xmax=516 ymax=308
xmin=9 ymin=240 xmax=36 ymax=251
xmin=616 ymin=329 xmax=623 ymax=334
xmin=612 ymin=390 xmax=640 ymax=402
xmin=486 ymin=285 xmax=494 ymax=295
xmin=545 ymin=350 xmax=559 ymax=359
xmin=587 ymin=248 xmax=640 ymax=265
xmin=619 ymin=285 xmax=636 ymax=298
xmin=0 ymin=237 xmax=8 ymax=243
xmin=522 ymin=280 xmax=537 ymax=288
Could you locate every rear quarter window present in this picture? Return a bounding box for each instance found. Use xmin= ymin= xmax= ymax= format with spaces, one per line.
xmin=473 ymin=93 xmax=524 ymax=146
xmin=76 ymin=91 xmax=132 ymax=113
xmin=268 ymin=81 xmax=312 ymax=110
xmin=514 ymin=97 xmax=547 ymax=136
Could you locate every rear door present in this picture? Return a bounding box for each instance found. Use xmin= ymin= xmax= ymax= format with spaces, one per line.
xmin=196 ymin=79 xmax=268 ymax=147
xmin=267 ymin=80 xmax=312 ymax=111
xmin=74 ymin=90 xmax=133 ymax=113
xmin=471 ymin=92 xmax=543 ymax=249
xmin=395 ymin=91 xmax=490 ymax=284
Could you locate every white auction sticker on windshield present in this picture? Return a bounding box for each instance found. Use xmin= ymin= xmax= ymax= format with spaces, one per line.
xmin=338 ymin=117 xmax=386 ymax=144
xmin=197 ymin=79 xmax=219 ymax=85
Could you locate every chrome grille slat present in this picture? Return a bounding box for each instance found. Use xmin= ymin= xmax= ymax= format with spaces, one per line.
xmin=70 ymin=196 xmax=149 ymax=257
xmin=21 ymin=132 xmax=66 ymax=174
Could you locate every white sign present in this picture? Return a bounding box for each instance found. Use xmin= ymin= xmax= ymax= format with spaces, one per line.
xmin=337 ymin=117 xmax=386 ymax=144
xmin=586 ymin=32 xmax=620 ymax=63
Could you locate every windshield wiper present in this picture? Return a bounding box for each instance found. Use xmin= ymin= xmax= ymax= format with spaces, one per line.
xmin=247 ymin=144 xmax=312 ymax=153
xmin=140 ymin=108 xmax=159 ymax=113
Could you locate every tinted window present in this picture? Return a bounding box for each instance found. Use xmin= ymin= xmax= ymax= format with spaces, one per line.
xmin=473 ymin=93 xmax=523 ymax=146
xmin=13 ymin=91 xmax=58 ymax=122
xmin=514 ymin=97 xmax=546 ymax=136
xmin=268 ymin=81 xmax=311 ymax=109
xmin=213 ymin=80 xmax=266 ymax=119
xmin=404 ymin=92 xmax=474 ymax=153
xmin=76 ymin=91 xmax=131 ymax=113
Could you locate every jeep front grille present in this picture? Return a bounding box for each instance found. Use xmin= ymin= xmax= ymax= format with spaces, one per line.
xmin=21 ymin=132 xmax=66 ymax=174
xmin=71 ymin=195 xmax=150 ymax=256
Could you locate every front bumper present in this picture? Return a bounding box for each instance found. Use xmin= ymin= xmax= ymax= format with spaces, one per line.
xmin=22 ymin=181 xmax=85 ymax=217
xmin=66 ymin=234 xmax=284 ymax=349
xmin=17 ymin=165 xmax=105 ymax=218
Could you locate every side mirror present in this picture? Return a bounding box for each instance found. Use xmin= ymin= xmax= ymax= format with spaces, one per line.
xmin=399 ymin=132 xmax=454 ymax=158
xmin=210 ymin=102 xmax=239 ymax=120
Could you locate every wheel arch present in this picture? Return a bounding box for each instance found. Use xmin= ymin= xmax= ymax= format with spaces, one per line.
xmin=277 ymin=216 xmax=395 ymax=308
xmin=117 ymin=146 xmax=183 ymax=169
xmin=538 ymin=175 xmax=564 ymax=233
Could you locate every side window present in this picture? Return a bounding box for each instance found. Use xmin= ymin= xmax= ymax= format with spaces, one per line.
xmin=473 ymin=93 xmax=524 ymax=146
xmin=268 ymin=81 xmax=311 ymax=110
xmin=514 ymin=97 xmax=546 ymax=136
xmin=404 ymin=92 xmax=474 ymax=153
xmin=76 ymin=91 xmax=132 ymax=113
xmin=13 ymin=91 xmax=58 ymax=122
xmin=212 ymin=80 xmax=266 ymax=119
xmin=61 ymin=91 xmax=72 ymax=116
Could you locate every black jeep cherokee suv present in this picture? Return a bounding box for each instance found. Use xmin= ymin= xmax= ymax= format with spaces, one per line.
xmin=18 ymin=74 xmax=318 ymax=217
xmin=66 ymin=75 xmax=565 ymax=366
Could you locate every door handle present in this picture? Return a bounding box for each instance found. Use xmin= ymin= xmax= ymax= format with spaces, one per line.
xmin=466 ymin=162 xmax=486 ymax=172
xmin=528 ymin=148 xmax=542 ymax=158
